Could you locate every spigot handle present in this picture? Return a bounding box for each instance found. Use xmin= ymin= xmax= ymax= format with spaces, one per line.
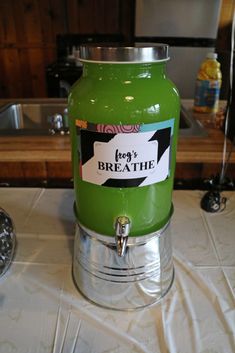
xmin=115 ymin=216 xmax=130 ymax=257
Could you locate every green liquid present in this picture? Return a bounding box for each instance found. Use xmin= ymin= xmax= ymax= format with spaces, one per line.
xmin=68 ymin=62 xmax=180 ymax=236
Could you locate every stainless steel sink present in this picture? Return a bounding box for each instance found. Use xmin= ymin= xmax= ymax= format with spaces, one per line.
xmin=179 ymin=105 xmax=207 ymax=137
xmin=0 ymin=102 xmax=207 ymax=137
xmin=0 ymin=103 xmax=68 ymax=135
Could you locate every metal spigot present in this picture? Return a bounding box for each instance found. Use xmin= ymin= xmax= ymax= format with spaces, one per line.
xmin=115 ymin=216 xmax=131 ymax=257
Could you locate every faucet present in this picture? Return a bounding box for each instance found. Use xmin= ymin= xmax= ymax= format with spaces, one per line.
xmin=115 ymin=216 xmax=131 ymax=257
xmin=48 ymin=108 xmax=69 ymax=135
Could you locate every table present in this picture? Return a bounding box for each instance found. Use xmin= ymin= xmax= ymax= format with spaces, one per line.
xmin=0 ymin=188 xmax=234 ymax=353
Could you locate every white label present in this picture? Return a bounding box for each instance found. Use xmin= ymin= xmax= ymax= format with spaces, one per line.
xmin=79 ymin=122 xmax=173 ymax=187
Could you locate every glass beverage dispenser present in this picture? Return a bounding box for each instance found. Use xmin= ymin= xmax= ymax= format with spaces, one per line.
xmin=68 ymin=46 xmax=180 ymax=309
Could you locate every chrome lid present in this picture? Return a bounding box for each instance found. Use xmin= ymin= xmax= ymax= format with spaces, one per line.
xmin=79 ymin=45 xmax=169 ymax=63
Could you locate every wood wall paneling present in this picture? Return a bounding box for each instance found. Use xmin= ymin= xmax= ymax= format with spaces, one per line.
xmin=12 ymin=0 xmax=26 ymax=43
xmin=39 ymin=0 xmax=56 ymax=44
xmin=0 ymin=0 xmax=133 ymax=98
xmin=93 ymin=0 xmax=120 ymax=34
xmin=21 ymin=0 xmax=43 ymax=44
xmin=66 ymin=0 xmax=121 ymax=34
xmin=66 ymin=0 xmax=80 ymax=33
xmin=0 ymin=0 xmax=17 ymax=44
xmin=0 ymin=0 xmax=68 ymax=98
xmin=39 ymin=0 xmax=68 ymax=42
xmin=28 ymin=48 xmax=47 ymax=97
xmin=2 ymin=49 xmax=22 ymax=97
xmin=0 ymin=51 xmax=6 ymax=97
xmin=76 ymin=0 xmax=95 ymax=33
xmin=119 ymin=0 xmax=135 ymax=43
xmin=18 ymin=48 xmax=34 ymax=97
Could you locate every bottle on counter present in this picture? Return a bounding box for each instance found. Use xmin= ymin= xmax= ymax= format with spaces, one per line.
xmin=194 ymin=52 xmax=222 ymax=113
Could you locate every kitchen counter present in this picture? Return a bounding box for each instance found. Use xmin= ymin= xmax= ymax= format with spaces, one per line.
xmin=0 ymin=187 xmax=234 ymax=352
xmin=0 ymin=99 xmax=234 ymax=184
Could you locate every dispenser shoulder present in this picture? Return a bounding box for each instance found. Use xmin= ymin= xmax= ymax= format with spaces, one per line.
xmin=68 ymin=74 xmax=180 ymax=125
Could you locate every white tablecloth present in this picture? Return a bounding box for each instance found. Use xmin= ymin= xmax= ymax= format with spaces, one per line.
xmin=0 ymin=188 xmax=234 ymax=353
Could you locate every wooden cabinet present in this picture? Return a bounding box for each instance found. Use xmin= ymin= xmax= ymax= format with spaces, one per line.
xmin=0 ymin=161 xmax=72 ymax=187
xmin=0 ymin=131 xmax=71 ymax=186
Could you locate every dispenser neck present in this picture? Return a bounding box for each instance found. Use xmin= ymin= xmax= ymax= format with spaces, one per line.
xmin=82 ymin=62 xmax=167 ymax=80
